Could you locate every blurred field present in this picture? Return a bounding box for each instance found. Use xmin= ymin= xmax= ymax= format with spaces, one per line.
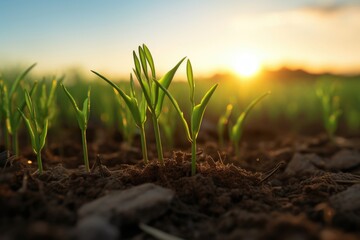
xmin=1 ymin=66 xmax=359 ymax=142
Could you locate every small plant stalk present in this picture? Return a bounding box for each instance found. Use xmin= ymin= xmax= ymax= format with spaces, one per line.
xmin=140 ymin=125 xmax=148 ymax=164
xmin=152 ymin=114 xmax=164 ymax=165
xmin=191 ymin=134 xmax=197 ymax=176
xmin=81 ymin=129 xmax=90 ymax=173
xmin=37 ymin=150 xmax=43 ymax=174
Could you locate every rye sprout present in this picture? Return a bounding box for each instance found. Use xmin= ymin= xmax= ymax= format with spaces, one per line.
xmin=154 ymin=60 xmax=218 ymax=175
xmin=131 ymin=44 xmax=185 ymax=165
xmin=217 ymin=104 xmax=233 ymax=148
xmin=91 ymin=72 xmax=149 ymax=164
xmin=18 ymin=90 xmax=48 ymax=174
xmin=61 ymin=84 xmax=91 ymax=172
xmin=316 ymin=85 xmax=342 ymax=140
xmin=230 ymin=92 xmax=270 ymax=158
xmin=0 ymin=63 xmax=37 ymax=155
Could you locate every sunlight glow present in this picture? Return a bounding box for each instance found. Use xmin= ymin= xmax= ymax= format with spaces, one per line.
xmin=232 ymin=52 xmax=261 ymax=78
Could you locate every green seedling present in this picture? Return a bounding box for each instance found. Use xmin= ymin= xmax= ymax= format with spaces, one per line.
xmin=230 ymin=92 xmax=270 ymax=158
xmin=131 ymin=44 xmax=185 ymax=165
xmin=61 ymin=84 xmax=91 ymax=172
xmin=91 ymin=72 xmax=149 ymax=164
xmin=154 ymin=60 xmax=218 ymax=175
xmin=217 ymin=104 xmax=233 ymax=148
xmin=93 ymin=44 xmax=184 ymax=165
xmin=0 ymin=63 xmax=37 ymax=155
xmin=316 ymin=85 xmax=342 ymax=140
xmin=38 ymin=78 xmax=61 ymax=125
xmin=18 ymin=90 xmax=48 ymax=174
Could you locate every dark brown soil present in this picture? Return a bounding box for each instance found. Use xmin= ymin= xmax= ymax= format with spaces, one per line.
xmin=1 ymin=127 xmax=360 ymax=240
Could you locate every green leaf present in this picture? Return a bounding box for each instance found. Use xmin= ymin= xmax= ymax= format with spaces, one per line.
xmin=10 ymin=63 xmax=36 ymax=97
xmin=133 ymin=51 xmax=142 ymax=80
xmin=13 ymin=81 xmax=38 ymax=130
xmin=18 ymin=108 xmax=37 ymax=154
xmin=39 ymin=118 xmax=49 ymax=150
xmin=47 ymin=79 xmax=58 ymax=108
xmin=91 ymin=70 xmax=143 ymax=127
xmin=24 ymin=90 xmax=36 ymax=119
xmin=153 ymin=79 xmax=192 ymax=142
xmin=82 ymin=87 xmax=91 ymax=123
xmin=154 ymin=57 xmax=186 ymax=117
xmin=143 ymin=44 xmax=156 ymax=79
xmin=61 ymin=84 xmax=85 ymax=129
xmin=186 ymin=60 xmax=195 ymax=106
xmin=138 ymin=46 xmax=149 ymax=81
xmin=231 ymin=91 xmax=270 ymax=143
xmin=133 ymin=68 xmax=152 ymax=109
xmin=191 ymin=84 xmax=218 ymax=139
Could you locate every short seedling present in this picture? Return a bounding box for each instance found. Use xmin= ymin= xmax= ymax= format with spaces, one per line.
xmin=61 ymin=84 xmax=91 ymax=172
xmin=316 ymin=85 xmax=342 ymax=140
xmin=91 ymin=72 xmax=149 ymax=164
xmin=18 ymin=90 xmax=48 ymax=174
xmin=230 ymin=92 xmax=270 ymax=158
xmin=217 ymin=104 xmax=233 ymax=148
xmin=0 ymin=63 xmax=37 ymax=155
xmin=154 ymin=60 xmax=218 ymax=175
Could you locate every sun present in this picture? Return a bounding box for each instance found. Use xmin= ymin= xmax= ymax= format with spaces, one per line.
xmin=232 ymin=53 xmax=261 ymax=78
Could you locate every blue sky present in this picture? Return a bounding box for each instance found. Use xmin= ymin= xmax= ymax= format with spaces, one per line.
xmin=1 ymin=0 xmax=359 ymax=78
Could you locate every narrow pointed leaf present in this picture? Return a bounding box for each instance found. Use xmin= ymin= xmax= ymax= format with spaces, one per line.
xmin=154 ymin=57 xmax=186 ymax=117
xmin=39 ymin=118 xmax=49 ymax=150
xmin=143 ymin=44 xmax=155 ymax=79
xmin=91 ymin=70 xmax=142 ymax=126
xmin=133 ymin=51 xmax=142 ymax=80
xmin=186 ymin=60 xmax=195 ymax=105
xmin=231 ymin=91 xmax=270 ymax=143
xmin=10 ymin=63 xmax=36 ymax=97
xmin=138 ymin=46 xmax=148 ymax=80
xmin=61 ymin=84 xmax=81 ymax=113
xmin=191 ymin=84 xmax=218 ymax=139
xmin=153 ymin=79 xmax=192 ymax=142
xmin=18 ymin=109 xmax=37 ymax=153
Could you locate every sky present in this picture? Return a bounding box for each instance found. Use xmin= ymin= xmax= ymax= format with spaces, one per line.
xmin=1 ymin=0 xmax=360 ymax=78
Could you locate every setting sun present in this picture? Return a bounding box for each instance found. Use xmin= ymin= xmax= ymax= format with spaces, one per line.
xmin=232 ymin=53 xmax=261 ymax=78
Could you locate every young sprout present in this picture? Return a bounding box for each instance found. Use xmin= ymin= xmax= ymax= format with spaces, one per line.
xmin=217 ymin=104 xmax=233 ymax=148
xmin=316 ymin=84 xmax=342 ymax=140
xmin=38 ymin=79 xmax=60 ymax=124
xmin=93 ymin=44 xmax=184 ymax=165
xmin=0 ymin=63 xmax=37 ymax=155
xmin=18 ymin=90 xmax=48 ymax=174
xmin=154 ymin=60 xmax=218 ymax=175
xmin=91 ymin=72 xmax=149 ymax=164
xmin=230 ymin=92 xmax=270 ymax=158
xmin=61 ymin=84 xmax=91 ymax=172
xmin=131 ymin=44 xmax=185 ymax=165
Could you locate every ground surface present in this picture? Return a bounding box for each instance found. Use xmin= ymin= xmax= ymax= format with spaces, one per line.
xmin=0 ymin=127 xmax=360 ymax=240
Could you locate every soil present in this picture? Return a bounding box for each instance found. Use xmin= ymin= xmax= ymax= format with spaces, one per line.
xmin=0 ymin=126 xmax=360 ymax=240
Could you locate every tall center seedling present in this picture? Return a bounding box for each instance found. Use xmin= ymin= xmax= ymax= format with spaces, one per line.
xmin=132 ymin=45 xmax=185 ymax=165
xmin=154 ymin=60 xmax=218 ymax=175
xmin=93 ymin=44 xmax=185 ymax=165
xmin=61 ymin=84 xmax=91 ymax=173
